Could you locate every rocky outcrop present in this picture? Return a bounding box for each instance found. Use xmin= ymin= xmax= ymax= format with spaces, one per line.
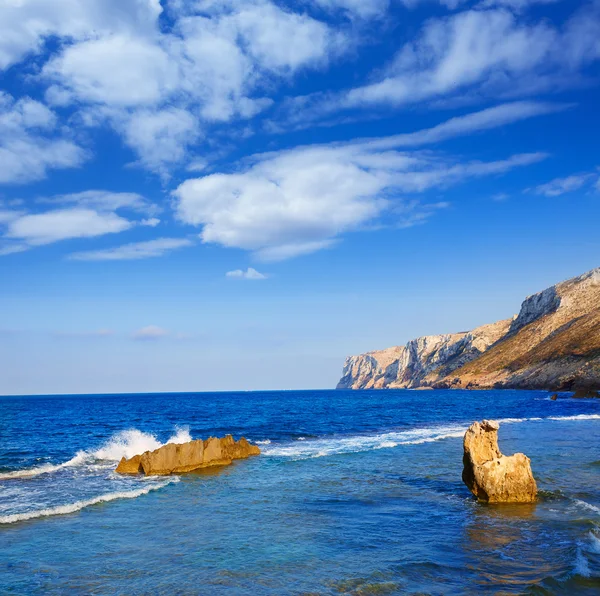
xmin=462 ymin=420 xmax=537 ymax=503
xmin=337 ymin=266 xmax=600 ymax=391
xmin=115 ymin=435 xmax=260 ymax=476
xmin=337 ymin=320 xmax=511 ymax=390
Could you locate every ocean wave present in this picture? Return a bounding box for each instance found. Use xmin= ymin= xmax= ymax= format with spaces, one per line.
xmin=548 ymin=414 xmax=600 ymax=421
xmin=0 ymin=427 xmax=193 ymax=481
xmin=574 ymin=499 xmax=600 ymax=515
xmin=0 ymin=478 xmax=179 ymax=525
xmin=574 ymin=546 xmax=591 ymax=578
xmin=263 ymin=413 xmax=600 ymax=460
xmin=262 ymin=424 xmax=467 ymax=459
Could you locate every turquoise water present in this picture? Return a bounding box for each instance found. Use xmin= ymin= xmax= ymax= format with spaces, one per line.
xmin=1 ymin=390 xmax=599 ymax=594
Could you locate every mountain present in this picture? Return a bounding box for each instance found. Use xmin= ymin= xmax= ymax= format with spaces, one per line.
xmin=337 ymin=267 xmax=600 ymax=391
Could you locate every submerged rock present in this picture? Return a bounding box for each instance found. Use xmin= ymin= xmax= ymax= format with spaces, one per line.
xmin=572 ymin=388 xmax=600 ymax=399
xmin=462 ymin=420 xmax=537 ymax=503
xmin=115 ymin=435 xmax=260 ymax=476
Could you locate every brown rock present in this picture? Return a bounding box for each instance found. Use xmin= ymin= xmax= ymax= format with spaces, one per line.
xmin=115 ymin=436 xmax=261 ymax=476
xmin=462 ymin=420 xmax=537 ymax=503
xmin=572 ymin=388 xmax=600 ymax=399
xmin=550 ymin=393 xmax=558 ymax=401
xmin=115 ymin=454 xmax=143 ymax=475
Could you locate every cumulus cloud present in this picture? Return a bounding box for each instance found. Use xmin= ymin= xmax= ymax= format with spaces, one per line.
xmin=226 ymin=267 xmax=268 ymax=279
xmin=533 ymin=173 xmax=597 ymax=197
xmin=174 ymin=122 xmax=547 ymax=261
xmin=24 ymin=0 xmax=348 ymax=173
xmin=69 ymin=238 xmax=194 ymax=261
xmin=0 ymin=0 xmax=162 ymax=71
xmin=132 ymin=325 xmax=170 ymax=341
xmin=0 ymin=92 xmax=86 ymax=184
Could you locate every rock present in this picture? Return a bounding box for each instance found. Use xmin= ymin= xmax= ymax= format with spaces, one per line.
xmin=462 ymin=420 xmax=537 ymax=503
xmin=550 ymin=393 xmax=558 ymax=401
xmin=115 ymin=454 xmax=143 ymax=474
xmin=115 ymin=435 xmax=260 ymax=476
xmin=572 ymin=388 xmax=600 ymax=399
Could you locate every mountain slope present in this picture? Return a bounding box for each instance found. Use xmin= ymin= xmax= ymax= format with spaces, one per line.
xmin=337 ymin=267 xmax=600 ymax=391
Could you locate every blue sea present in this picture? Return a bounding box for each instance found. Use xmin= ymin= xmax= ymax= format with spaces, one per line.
xmin=1 ymin=389 xmax=599 ymax=595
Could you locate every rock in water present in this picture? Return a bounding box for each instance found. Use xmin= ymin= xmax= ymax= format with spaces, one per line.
xmin=115 ymin=435 xmax=260 ymax=476
xmin=462 ymin=420 xmax=537 ymax=503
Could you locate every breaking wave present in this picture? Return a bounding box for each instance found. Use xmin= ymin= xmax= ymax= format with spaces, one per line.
xmin=262 ymin=424 xmax=466 ymax=459
xmin=262 ymin=413 xmax=600 ymax=460
xmin=0 ymin=427 xmax=192 ymax=480
xmin=0 ymin=478 xmax=179 ymax=525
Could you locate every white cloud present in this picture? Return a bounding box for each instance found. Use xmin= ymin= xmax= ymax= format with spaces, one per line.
xmin=119 ymin=108 xmax=202 ymax=175
xmin=5 ymin=208 xmax=133 ymax=246
xmin=533 ymin=173 xmax=596 ymax=197
xmin=26 ymin=0 xmax=347 ymax=174
xmin=40 ymin=190 xmax=159 ymax=214
xmin=69 ymin=238 xmax=194 ymax=261
xmin=0 ymin=92 xmax=86 ymax=184
xmin=43 ymin=35 xmax=177 ymax=107
xmin=344 ymin=8 xmax=559 ymax=108
xmin=279 ymin=2 xmax=600 ymax=125
xmin=0 ymin=189 xmax=162 ymax=254
xmin=0 ymin=0 xmax=162 ymax=70
xmin=174 ymin=117 xmax=548 ymax=261
xmin=132 ymin=325 xmax=170 ymax=341
xmin=226 ymin=267 xmax=268 ymax=279
xmin=347 ymin=101 xmax=569 ymax=150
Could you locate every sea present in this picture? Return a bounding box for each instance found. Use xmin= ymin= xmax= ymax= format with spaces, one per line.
xmin=0 ymin=389 xmax=599 ymax=595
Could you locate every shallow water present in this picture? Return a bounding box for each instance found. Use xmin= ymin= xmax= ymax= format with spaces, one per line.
xmin=0 ymin=389 xmax=599 ymax=594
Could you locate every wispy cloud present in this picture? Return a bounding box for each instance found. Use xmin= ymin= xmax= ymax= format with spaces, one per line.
xmin=0 ymin=190 xmax=163 ymax=255
xmin=52 ymin=329 xmax=115 ymax=339
xmin=131 ymin=326 xmax=170 ymax=341
xmin=69 ymin=238 xmax=193 ymax=261
xmin=0 ymin=92 xmax=87 ymax=184
xmin=226 ymin=267 xmax=268 ymax=280
xmin=533 ymin=172 xmax=598 ymax=197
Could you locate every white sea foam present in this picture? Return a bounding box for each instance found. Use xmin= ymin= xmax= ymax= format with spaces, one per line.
xmin=574 ymin=499 xmax=600 ymax=515
xmin=263 ymin=413 xmax=600 ymax=460
xmin=0 ymin=478 xmax=179 ymax=525
xmin=0 ymin=427 xmax=194 ymax=480
xmin=589 ymin=531 xmax=600 ymax=554
xmin=548 ymin=414 xmax=600 ymax=421
xmin=262 ymin=424 xmax=467 ymax=459
xmin=255 ymin=439 xmax=271 ymax=445
xmin=0 ymin=451 xmax=90 ymax=480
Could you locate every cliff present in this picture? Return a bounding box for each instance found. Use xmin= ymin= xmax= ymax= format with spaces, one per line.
xmin=337 ymin=267 xmax=600 ymax=391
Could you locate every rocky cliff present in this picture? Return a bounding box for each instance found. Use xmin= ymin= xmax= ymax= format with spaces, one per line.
xmin=337 ymin=267 xmax=600 ymax=391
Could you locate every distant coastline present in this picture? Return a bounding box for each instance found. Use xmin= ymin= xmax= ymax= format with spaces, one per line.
xmin=337 ymin=267 xmax=600 ymax=392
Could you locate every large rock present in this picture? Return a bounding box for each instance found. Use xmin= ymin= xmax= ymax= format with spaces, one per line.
xmin=462 ymin=420 xmax=537 ymax=503
xmin=115 ymin=435 xmax=260 ymax=476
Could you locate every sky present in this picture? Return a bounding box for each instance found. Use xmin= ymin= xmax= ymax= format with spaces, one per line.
xmin=0 ymin=0 xmax=599 ymax=395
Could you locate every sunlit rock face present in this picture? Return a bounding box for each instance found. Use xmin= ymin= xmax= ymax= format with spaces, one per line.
xmin=337 ymin=267 xmax=600 ymax=391
xmin=115 ymin=435 xmax=260 ymax=476
xmin=462 ymin=420 xmax=537 ymax=504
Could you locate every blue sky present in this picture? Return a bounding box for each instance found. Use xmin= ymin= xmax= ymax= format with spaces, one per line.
xmin=1 ymin=0 xmax=599 ymax=394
